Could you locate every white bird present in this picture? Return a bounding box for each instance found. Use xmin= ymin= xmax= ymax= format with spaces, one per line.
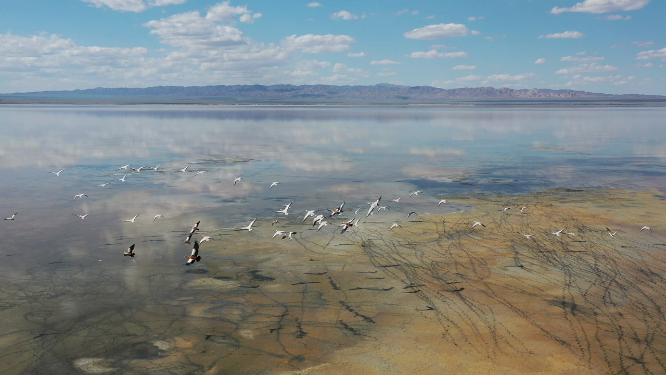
xmin=287 ymin=231 xmax=297 ymax=240
xmin=153 ymin=214 xmax=165 ymax=222
xmin=96 ymin=183 xmax=110 ymax=187
xmin=317 ymin=221 xmax=328 ymax=231
xmin=551 ymin=229 xmax=564 ymax=237
xmin=185 ymin=241 xmax=201 ymax=265
xmin=354 ymin=207 xmax=361 ymax=214
xmin=471 ymin=221 xmax=485 ymax=229
xmin=4 ymin=212 xmax=18 ymax=220
xmin=409 ymin=190 xmax=422 ymax=197
xmin=272 ymin=230 xmax=286 ymax=239
xmin=200 ymin=236 xmax=214 ymax=242
xmin=377 ymin=205 xmax=389 ymax=212
xmin=519 ymin=233 xmax=534 ymax=239
xmin=73 ymin=214 xmax=89 ymax=220
xmin=117 ymin=165 xmax=130 ymax=170
xmin=391 ymin=197 xmax=401 ymax=203
xmin=312 ymin=214 xmax=325 ymax=226
xmin=179 ymin=165 xmax=189 ymax=173
xmin=193 ymin=171 xmax=206 ymax=177
xmin=153 ymin=164 xmax=161 ymax=171
xmin=302 ymin=210 xmax=316 ymax=223
xmin=390 ymin=223 xmax=401 ymax=230
xmin=606 ymin=227 xmax=618 ymax=238
xmin=367 ymin=196 xmax=381 ymax=217
xmin=438 ymin=199 xmax=448 ymax=207
xmin=272 ymin=219 xmax=279 ymax=226
xmin=276 ymin=200 xmax=294 ymax=215
xmin=500 ymin=207 xmax=511 ymax=211
xmin=240 ymin=218 xmax=257 ymax=231
xmin=270 ymin=182 xmax=279 ymax=189
xmin=117 ymin=174 xmax=128 ymax=182
xmin=640 ymin=226 xmax=651 ymax=232
xmin=565 ymin=232 xmax=577 ymax=236
xmin=520 ymin=207 xmax=527 ymax=213
xmin=48 ymin=169 xmax=66 ymax=176
xmin=135 ymin=166 xmax=147 ymax=172
xmin=73 ymin=193 xmax=88 ymax=200
xmin=234 ymin=177 xmax=243 ymax=185
xmin=123 ymin=214 xmax=139 ymax=223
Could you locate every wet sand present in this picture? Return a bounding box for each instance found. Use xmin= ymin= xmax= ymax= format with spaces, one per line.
xmin=3 ymin=188 xmax=666 ymax=374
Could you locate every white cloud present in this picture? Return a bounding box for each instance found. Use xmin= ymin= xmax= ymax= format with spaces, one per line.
xmin=581 ymin=75 xmax=622 ymax=83
xmin=599 ymin=14 xmax=631 ymax=20
xmin=471 ymin=30 xmax=482 ymax=35
xmin=330 ymin=10 xmax=358 ymax=20
xmin=633 ymin=41 xmax=654 ymax=48
xmin=81 ymin=0 xmax=148 ymax=12
xmin=431 ymin=72 xmax=536 ymax=88
xmin=347 ymin=52 xmax=367 ymax=57
xmin=282 ymin=34 xmax=356 ymax=53
xmin=486 ymin=73 xmax=537 ymax=82
xmin=307 ymin=2 xmax=322 ymax=7
xmin=551 ymin=0 xmax=651 ymax=14
xmin=539 ymin=31 xmax=584 ymax=39
xmin=296 ymin=60 xmax=331 ymax=69
xmin=635 ymin=62 xmax=654 ymax=67
xmin=406 ymin=50 xmax=468 ymax=58
xmin=392 ymin=9 xmax=409 ymax=16
xmin=332 ymin=63 xmax=368 ymax=77
xmin=145 ymin=11 xmax=246 ymax=48
xmin=576 ymin=51 xmax=587 ymax=55
xmin=535 ymin=58 xmax=546 ymax=64
xmin=452 ymin=65 xmax=476 ymax=70
xmin=635 ymin=47 xmax=666 ymax=60
xmin=423 ymin=15 xmax=435 ymax=19
xmin=555 ymin=63 xmax=620 ymax=74
xmin=468 ymin=16 xmax=476 ymax=21
xmin=403 ymin=23 xmax=469 ymax=40
xmin=320 ymin=74 xmax=356 ymax=84
xmin=429 ymin=44 xmax=453 ymax=50
xmin=206 ymin=1 xmax=257 ymax=22
xmin=561 ymin=55 xmax=605 ymax=62
xmin=377 ymin=72 xmax=397 ymax=77
xmin=431 ymin=74 xmax=484 ymax=88
xmin=370 ymin=60 xmax=401 ymax=65
xmin=411 ymin=10 xmax=419 ymax=15
xmin=613 ymin=80 xmax=628 ymax=85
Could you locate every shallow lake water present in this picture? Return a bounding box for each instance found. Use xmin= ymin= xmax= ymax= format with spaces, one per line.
xmin=0 ymin=105 xmax=665 ymax=373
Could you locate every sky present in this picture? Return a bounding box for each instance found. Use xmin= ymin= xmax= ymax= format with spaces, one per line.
xmin=0 ymin=0 xmax=664 ymax=94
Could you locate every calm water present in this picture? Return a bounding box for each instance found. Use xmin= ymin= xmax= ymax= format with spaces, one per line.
xmin=0 ymin=105 xmax=665 ymax=373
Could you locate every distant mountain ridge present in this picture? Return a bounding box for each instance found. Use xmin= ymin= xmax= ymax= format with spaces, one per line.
xmin=6 ymin=84 xmax=664 ymax=102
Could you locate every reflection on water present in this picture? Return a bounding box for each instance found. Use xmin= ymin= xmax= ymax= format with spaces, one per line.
xmin=0 ymin=105 xmax=665 ymax=373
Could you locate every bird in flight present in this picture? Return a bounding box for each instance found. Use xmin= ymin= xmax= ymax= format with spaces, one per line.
xmin=519 ymin=233 xmax=534 ymax=239
xmin=185 ymin=241 xmax=201 ymax=265
xmin=640 ymin=226 xmax=651 ymax=232
xmin=408 ymin=212 xmax=418 ymax=218
xmin=4 ymin=212 xmax=18 ymax=220
xmin=276 ymin=200 xmax=294 ymax=215
xmin=179 ymin=165 xmax=189 ymax=173
xmin=471 ymin=221 xmax=485 ymax=229
xmin=329 ymin=202 xmax=344 ymax=217
xmin=390 ymin=223 xmax=401 ymax=230
xmin=367 ymin=196 xmax=381 ymax=217
xmin=124 ymin=244 xmax=135 ymax=257
xmin=317 ymin=221 xmax=328 ymax=232
xmin=287 ymin=232 xmax=297 ymax=240
xmin=184 ymin=221 xmax=200 ymax=242
xmin=193 ymin=171 xmax=207 ymax=177
xmin=409 ymin=191 xmax=422 ymax=197
xmin=240 ymin=218 xmax=257 ymax=231
xmin=272 ymin=230 xmax=286 ymax=239
xmin=73 ymin=194 xmax=88 ymax=200
xmin=153 ymin=214 xmax=165 ymax=222
xmin=117 ymin=165 xmax=130 ymax=170
xmin=123 ymin=214 xmax=139 ymax=223
xmin=270 ymin=182 xmax=280 ymax=189
xmin=391 ymin=197 xmax=401 ymax=203
xmin=200 ymin=236 xmax=214 ymax=242
xmin=312 ymin=214 xmax=325 ymax=226
xmin=117 ymin=174 xmax=128 ymax=182
xmin=73 ymin=214 xmax=89 ymax=220
xmin=520 ymin=207 xmax=527 ymax=213
xmin=551 ymin=229 xmax=564 ymax=237
xmin=302 ymin=210 xmax=316 ymax=222
xmin=152 ymin=164 xmax=161 ymax=171
xmin=234 ymin=177 xmax=243 ymax=185
xmin=438 ymin=199 xmax=448 ymax=207
xmin=606 ymin=227 xmax=618 ymax=238
xmin=96 ymin=183 xmax=110 ymax=187
xmin=48 ymin=169 xmax=65 ymax=176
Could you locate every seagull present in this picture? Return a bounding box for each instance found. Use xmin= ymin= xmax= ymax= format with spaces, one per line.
xmin=407 ymin=212 xmax=418 ymax=218
xmin=500 ymin=207 xmax=511 ymax=212
xmin=272 ymin=230 xmax=286 ymax=239
xmin=117 ymin=165 xmax=130 ymax=170
xmin=390 ymin=223 xmax=401 ymax=230
xmin=117 ymin=174 xmax=128 ymax=182
xmin=200 ymin=236 xmax=214 ymax=242
xmin=329 ymin=202 xmax=344 ymax=217
xmin=438 ymin=199 xmax=448 ymax=207
xmin=153 ymin=214 xmax=165 ymax=222
xmin=606 ymin=227 xmax=618 ymax=238
xmin=519 ymin=233 xmax=534 ymax=239
xmin=179 ymin=165 xmax=189 ymax=173
xmin=367 ymin=196 xmax=381 ymax=217
xmin=377 ymin=206 xmax=389 ymax=212
xmin=240 ymin=218 xmax=257 ymax=231
xmin=354 ymin=207 xmax=361 ymax=214
xmin=123 ymin=214 xmax=139 ymax=223
xmin=96 ymin=183 xmax=110 ymax=187
xmin=152 ymin=164 xmax=161 ymax=171
xmin=73 ymin=214 xmax=89 ymax=220
xmin=640 ymin=226 xmax=651 ymax=232
xmin=4 ymin=212 xmax=18 ymax=220
xmin=391 ymin=197 xmax=401 ymax=203
xmin=276 ymin=200 xmax=294 ymax=215
xmin=317 ymin=221 xmax=328 ymax=231
xmin=312 ymin=214 xmax=325 ymax=226
xmin=287 ymin=232 xmax=297 ymax=240
xmin=551 ymin=229 xmax=564 ymax=237
xmin=124 ymin=244 xmax=135 ymax=257
xmin=185 ymin=241 xmax=201 ymax=265
xmin=73 ymin=193 xmax=88 ymax=200
xmin=409 ymin=190 xmax=422 ymax=197
xmin=270 ymin=182 xmax=280 ymax=189
xmin=565 ymin=232 xmax=577 ymax=236
xmin=471 ymin=221 xmax=485 ymax=229
xmin=233 ymin=177 xmax=243 ymax=185
xmin=302 ymin=210 xmax=316 ymax=223
xmin=520 ymin=207 xmax=527 ymax=213
xmin=47 ymin=169 xmax=66 ymax=176
xmin=193 ymin=171 xmax=207 ymax=177
xmin=135 ymin=166 xmax=147 ymax=172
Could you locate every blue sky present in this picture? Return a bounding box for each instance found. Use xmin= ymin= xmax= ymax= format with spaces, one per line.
xmin=1 ymin=0 xmax=664 ymax=94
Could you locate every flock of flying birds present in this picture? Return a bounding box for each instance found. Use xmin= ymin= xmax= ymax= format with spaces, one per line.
xmin=3 ymin=164 xmax=654 ymax=267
